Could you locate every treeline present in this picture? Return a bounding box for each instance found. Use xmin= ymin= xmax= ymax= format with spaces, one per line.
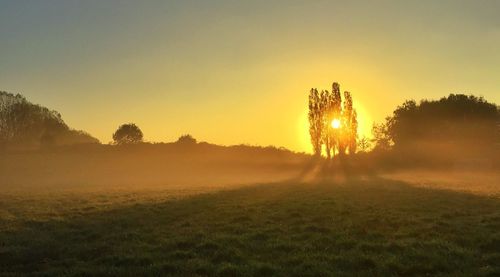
xmin=0 ymin=91 xmax=299 ymax=155
xmin=2 ymin=89 xmax=498 ymax=161
xmin=0 ymin=91 xmax=98 ymax=150
xmin=306 ymin=80 xmax=499 ymax=167
xmin=372 ymin=94 xmax=499 ymax=151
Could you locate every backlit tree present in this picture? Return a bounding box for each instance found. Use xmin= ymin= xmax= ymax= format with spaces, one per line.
xmin=307 ymin=82 xmax=359 ymax=157
xmin=324 ymin=83 xmax=342 ymax=158
xmin=337 ymin=91 xmax=358 ymax=155
xmin=308 ymin=88 xmax=323 ymax=156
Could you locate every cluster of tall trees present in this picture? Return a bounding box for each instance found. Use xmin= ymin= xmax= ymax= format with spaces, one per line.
xmin=0 ymin=91 xmax=98 ymax=150
xmin=308 ymin=82 xmax=358 ymax=158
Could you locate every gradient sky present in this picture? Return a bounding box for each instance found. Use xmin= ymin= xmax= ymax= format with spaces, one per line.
xmin=1 ymin=0 xmax=499 ymax=152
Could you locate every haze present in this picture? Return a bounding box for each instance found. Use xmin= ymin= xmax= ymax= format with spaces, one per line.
xmin=1 ymin=0 xmax=499 ymax=152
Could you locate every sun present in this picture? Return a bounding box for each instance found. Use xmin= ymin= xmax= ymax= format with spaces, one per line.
xmin=331 ymin=119 xmax=341 ymax=129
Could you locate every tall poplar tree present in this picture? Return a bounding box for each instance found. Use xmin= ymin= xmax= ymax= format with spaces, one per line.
xmin=327 ymin=82 xmax=342 ymax=158
xmin=341 ymin=91 xmax=358 ymax=154
xmin=308 ymin=88 xmax=323 ymax=156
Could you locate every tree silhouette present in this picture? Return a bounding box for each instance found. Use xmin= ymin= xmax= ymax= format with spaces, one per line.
xmin=323 ymin=83 xmax=342 ymax=159
xmin=308 ymin=88 xmax=323 ymax=156
xmin=112 ymin=123 xmax=143 ymax=145
xmin=340 ymin=91 xmax=358 ymax=154
xmin=307 ymin=82 xmax=358 ymax=158
xmin=372 ymin=121 xmax=392 ymax=151
xmin=358 ymin=136 xmax=371 ymax=152
xmin=349 ymin=109 xmax=358 ymax=153
xmin=176 ymin=134 xmax=197 ymax=144
xmin=0 ymin=91 xmax=98 ymax=149
xmin=372 ymin=94 xmax=498 ymax=150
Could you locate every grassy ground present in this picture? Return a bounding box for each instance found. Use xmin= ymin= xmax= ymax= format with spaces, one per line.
xmin=1 ymin=178 xmax=499 ymax=276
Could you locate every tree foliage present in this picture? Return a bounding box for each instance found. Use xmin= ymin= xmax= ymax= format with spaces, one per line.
xmin=308 ymin=82 xmax=358 ymax=158
xmin=323 ymin=83 xmax=342 ymax=158
xmin=176 ymin=134 xmax=197 ymax=144
xmin=112 ymin=123 xmax=143 ymax=145
xmin=0 ymin=91 xmax=99 ymax=149
xmin=372 ymin=121 xmax=393 ymax=151
xmin=372 ymin=94 xmax=499 ymax=150
xmin=308 ymin=89 xmax=323 ymax=156
xmin=339 ymin=91 xmax=358 ymax=155
xmin=357 ymin=136 xmax=372 ymax=152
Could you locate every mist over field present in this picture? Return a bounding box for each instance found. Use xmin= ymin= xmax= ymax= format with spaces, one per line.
xmin=1 ymin=148 xmax=498 ymax=276
xmin=0 ymin=144 xmax=306 ymax=192
xmin=1 ymin=137 xmax=497 ymax=195
xmin=1 ymin=87 xmax=499 ymax=277
xmin=0 ymin=118 xmax=497 ymax=276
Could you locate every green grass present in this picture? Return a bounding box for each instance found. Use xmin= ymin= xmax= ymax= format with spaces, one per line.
xmin=1 ymin=178 xmax=499 ymax=276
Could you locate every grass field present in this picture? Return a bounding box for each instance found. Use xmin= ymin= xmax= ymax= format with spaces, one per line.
xmin=1 ymin=177 xmax=499 ymax=276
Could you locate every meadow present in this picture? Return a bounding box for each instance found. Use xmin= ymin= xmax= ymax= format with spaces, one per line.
xmin=2 ymin=1 xmax=499 ymax=275
xmin=1 ymin=176 xmax=499 ymax=276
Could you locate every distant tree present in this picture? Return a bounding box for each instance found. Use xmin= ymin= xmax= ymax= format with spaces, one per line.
xmin=3 ymin=99 xmax=63 ymax=145
xmin=357 ymin=136 xmax=372 ymax=152
xmin=372 ymin=121 xmax=393 ymax=151
xmin=0 ymin=92 xmax=25 ymax=145
xmin=176 ymin=134 xmax=197 ymax=144
xmin=0 ymin=91 xmax=98 ymax=149
xmin=376 ymin=94 xmax=498 ymax=149
xmin=113 ymin=123 xmax=143 ymax=145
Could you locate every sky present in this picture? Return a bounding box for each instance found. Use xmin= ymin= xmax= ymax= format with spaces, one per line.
xmin=1 ymin=0 xmax=499 ymax=153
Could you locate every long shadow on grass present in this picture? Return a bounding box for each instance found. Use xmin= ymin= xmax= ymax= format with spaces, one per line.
xmin=1 ymin=177 xmax=499 ymax=276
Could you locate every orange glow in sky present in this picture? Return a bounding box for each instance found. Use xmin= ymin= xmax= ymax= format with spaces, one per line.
xmin=1 ymin=1 xmax=499 ymax=153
